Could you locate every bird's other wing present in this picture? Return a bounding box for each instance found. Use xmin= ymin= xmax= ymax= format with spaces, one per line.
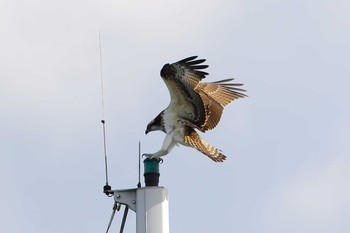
xmin=160 ymin=56 xmax=209 ymax=127
xmin=199 ymin=78 xmax=247 ymax=106
xmin=183 ymin=127 xmax=227 ymax=162
xmin=196 ymin=78 xmax=247 ymax=132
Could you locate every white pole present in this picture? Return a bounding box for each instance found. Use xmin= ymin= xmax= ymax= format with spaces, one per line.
xmin=136 ymin=187 xmax=169 ymax=233
xmin=112 ymin=159 xmax=169 ymax=233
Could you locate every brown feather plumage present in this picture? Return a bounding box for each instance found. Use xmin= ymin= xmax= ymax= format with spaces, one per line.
xmin=184 ymin=127 xmax=227 ymax=162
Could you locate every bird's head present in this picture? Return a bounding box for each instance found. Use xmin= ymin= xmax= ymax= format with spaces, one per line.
xmin=145 ymin=112 xmax=165 ymax=134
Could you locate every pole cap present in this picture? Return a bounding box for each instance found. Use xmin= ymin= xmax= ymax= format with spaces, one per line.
xmin=143 ymin=158 xmax=161 ymax=186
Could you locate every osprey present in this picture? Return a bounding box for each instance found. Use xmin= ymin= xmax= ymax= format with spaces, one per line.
xmin=144 ymin=56 xmax=247 ymax=162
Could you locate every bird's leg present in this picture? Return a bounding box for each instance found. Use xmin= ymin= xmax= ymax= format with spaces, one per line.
xmin=143 ymin=131 xmax=176 ymax=159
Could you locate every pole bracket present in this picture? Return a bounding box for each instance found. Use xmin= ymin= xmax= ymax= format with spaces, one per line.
xmin=113 ymin=189 xmax=137 ymax=212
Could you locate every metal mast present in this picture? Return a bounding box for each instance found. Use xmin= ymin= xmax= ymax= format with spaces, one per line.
xmin=104 ymin=158 xmax=169 ymax=233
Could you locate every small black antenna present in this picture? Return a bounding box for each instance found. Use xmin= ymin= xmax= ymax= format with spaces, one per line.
xmin=99 ymin=30 xmax=112 ymax=195
xmin=137 ymin=141 xmax=141 ymax=188
xmin=102 ymin=120 xmax=111 ymax=194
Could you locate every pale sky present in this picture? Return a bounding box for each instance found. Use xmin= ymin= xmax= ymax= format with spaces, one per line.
xmin=1 ymin=0 xmax=350 ymax=233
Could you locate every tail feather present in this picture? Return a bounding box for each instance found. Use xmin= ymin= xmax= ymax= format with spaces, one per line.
xmin=184 ymin=127 xmax=227 ymax=162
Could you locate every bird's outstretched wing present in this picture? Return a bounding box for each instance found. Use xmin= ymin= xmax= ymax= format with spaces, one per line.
xmin=196 ymin=79 xmax=247 ymax=132
xmin=160 ymin=56 xmax=247 ymax=132
xmin=160 ymin=56 xmax=209 ymax=128
xmin=183 ymin=127 xmax=227 ymax=162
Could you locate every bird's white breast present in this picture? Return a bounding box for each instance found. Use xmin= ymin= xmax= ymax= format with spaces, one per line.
xmin=163 ymin=109 xmax=177 ymax=133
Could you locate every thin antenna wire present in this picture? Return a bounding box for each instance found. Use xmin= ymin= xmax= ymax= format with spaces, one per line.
xmin=137 ymin=141 xmax=141 ymax=188
xmin=99 ymin=30 xmax=105 ymax=120
xmin=99 ymin=30 xmax=111 ymax=194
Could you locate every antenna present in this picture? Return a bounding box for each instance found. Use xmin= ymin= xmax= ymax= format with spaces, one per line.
xmin=99 ymin=30 xmax=105 ymax=120
xmin=99 ymin=30 xmax=112 ymax=195
xmin=102 ymin=120 xmax=111 ymax=195
xmin=137 ymin=141 xmax=141 ymax=188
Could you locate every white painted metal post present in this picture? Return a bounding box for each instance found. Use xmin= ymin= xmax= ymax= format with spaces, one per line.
xmin=136 ymin=187 xmax=169 ymax=233
xmin=111 ymin=159 xmax=169 ymax=233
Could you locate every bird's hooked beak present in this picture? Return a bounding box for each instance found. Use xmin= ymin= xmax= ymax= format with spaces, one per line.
xmin=145 ymin=126 xmax=150 ymax=135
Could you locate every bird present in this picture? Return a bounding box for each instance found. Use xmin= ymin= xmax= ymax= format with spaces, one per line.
xmin=144 ymin=56 xmax=247 ymax=162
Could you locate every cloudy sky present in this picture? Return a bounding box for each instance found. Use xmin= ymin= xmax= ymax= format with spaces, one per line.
xmin=1 ymin=0 xmax=350 ymax=232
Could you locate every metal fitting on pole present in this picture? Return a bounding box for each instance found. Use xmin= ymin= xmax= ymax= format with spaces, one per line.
xmin=143 ymin=158 xmax=161 ymax=187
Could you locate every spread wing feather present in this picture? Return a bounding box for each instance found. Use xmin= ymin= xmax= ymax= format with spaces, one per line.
xmin=195 ymin=79 xmax=247 ymax=131
xmin=174 ymin=58 xmax=208 ymax=86
xmin=197 ymin=91 xmax=223 ymax=132
xmin=160 ymin=56 xmax=209 ymax=127
xmin=198 ymin=79 xmax=247 ymax=106
xmin=160 ymin=56 xmax=247 ymax=132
